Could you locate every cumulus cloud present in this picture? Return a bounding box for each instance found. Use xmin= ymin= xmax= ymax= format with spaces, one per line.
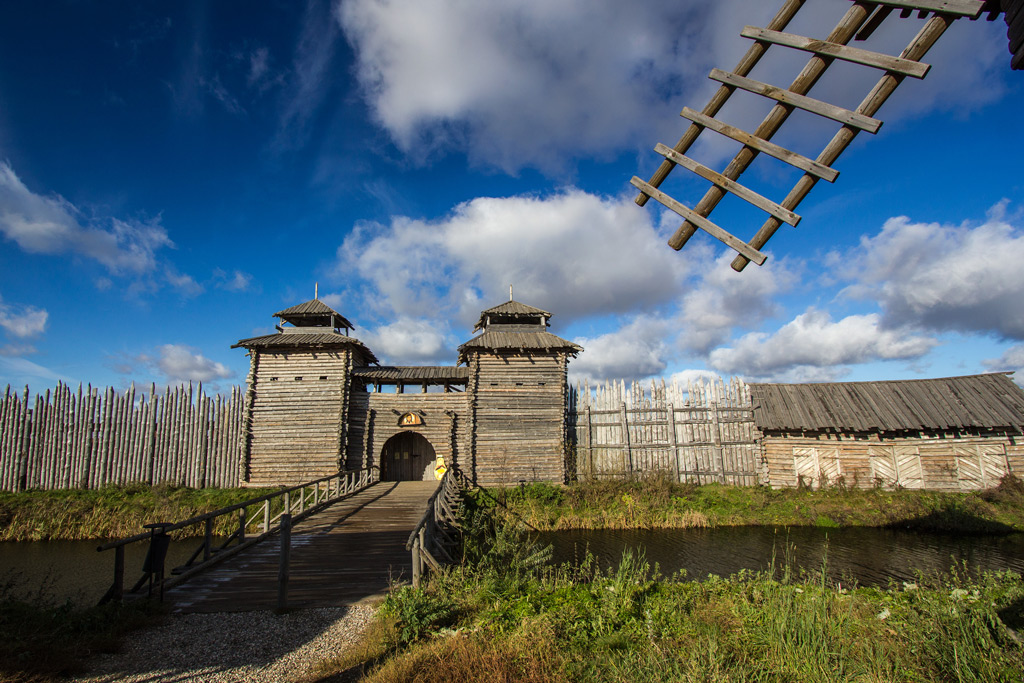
xmin=678 ymin=250 xmax=800 ymax=353
xmin=339 ymin=0 xmax=733 ymax=171
xmin=337 ymin=189 xmax=691 ymax=328
xmin=0 ymin=161 xmax=175 ymax=277
xmin=840 ymin=203 xmax=1024 ymax=340
xmin=0 ymin=298 xmax=47 ymax=340
xmin=570 ymin=315 xmax=672 ymax=384
xmin=708 ymin=308 xmax=937 ymax=380
xmin=983 ymin=345 xmax=1024 ymax=386
xmin=360 ymin=317 xmax=454 ymax=365
xmin=140 ymin=344 xmax=235 ymax=384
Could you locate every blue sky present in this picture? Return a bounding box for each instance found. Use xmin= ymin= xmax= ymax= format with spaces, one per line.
xmin=1 ymin=0 xmax=1023 ymax=393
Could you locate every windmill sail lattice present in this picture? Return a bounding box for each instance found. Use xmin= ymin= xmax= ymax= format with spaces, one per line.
xmin=633 ymin=0 xmax=1004 ymax=271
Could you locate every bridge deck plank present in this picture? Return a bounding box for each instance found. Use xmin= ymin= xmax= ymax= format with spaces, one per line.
xmin=167 ymin=481 xmax=438 ymax=613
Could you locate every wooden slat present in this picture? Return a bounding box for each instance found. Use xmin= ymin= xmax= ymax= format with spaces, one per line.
xmin=709 ymin=69 xmax=883 ymax=133
xmin=872 ymin=0 xmax=983 ymax=18
xmin=740 ymin=26 xmax=930 ymax=78
xmin=629 ymin=177 xmax=767 ymax=265
xmin=634 ymin=0 xmax=807 ymax=207
xmin=655 ymin=143 xmax=801 ymax=226
xmin=680 ymin=107 xmax=838 ymax=182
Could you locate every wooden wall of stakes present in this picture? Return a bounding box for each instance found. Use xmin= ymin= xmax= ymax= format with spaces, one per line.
xmin=632 ymin=0 xmax=1003 ymax=272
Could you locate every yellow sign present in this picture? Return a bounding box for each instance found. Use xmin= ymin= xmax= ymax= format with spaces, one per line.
xmin=434 ymin=456 xmax=447 ymax=480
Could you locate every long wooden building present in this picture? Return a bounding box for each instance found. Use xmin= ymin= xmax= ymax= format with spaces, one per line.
xmin=749 ymin=373 xmax=1024 ymax=490
xmin=234 ymin=298 xmax=580 ymax=486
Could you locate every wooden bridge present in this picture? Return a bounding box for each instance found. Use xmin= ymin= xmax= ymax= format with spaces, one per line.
xmin=97 ymin=469 xmax=465 ymax=613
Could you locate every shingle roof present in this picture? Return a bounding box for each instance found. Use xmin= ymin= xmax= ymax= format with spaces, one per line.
xmin=457 ymin=329 xmax=582 ymax=363
xmin=352 ymin=366 xmax=469 ymax=382
xmin=232 ymin=331 xmax=378 ymax=363
xmin=272 ymin=299 xmax=354 ymax=329
xmin=473 ymin=300 xmax=552 ymax=331
xmin=749 ymin=373 xmax=1024 ymax=433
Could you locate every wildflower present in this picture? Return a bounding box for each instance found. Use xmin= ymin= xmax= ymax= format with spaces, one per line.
xmin=902 ymin=581 xmax=917 ymax=591
xmin=876 ymin=608 xmax=891 ymax=620
xmin=794 ymin=588 xmax=804 ymax=594
xmin=950 ymin=588 xmax=969 ymax=600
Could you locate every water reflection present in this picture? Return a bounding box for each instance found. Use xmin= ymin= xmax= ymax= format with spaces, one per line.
xmin=536 ymin=527 xmax=1024 ymax=586
xmin=0 ymin=537 xmax=223 ymax=605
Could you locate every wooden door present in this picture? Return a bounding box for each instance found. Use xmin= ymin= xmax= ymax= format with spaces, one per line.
xmin=381 ymin=432 xmax=436 ymax=481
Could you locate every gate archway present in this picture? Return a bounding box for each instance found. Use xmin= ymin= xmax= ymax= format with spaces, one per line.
xmin=380 ymin=432 xmax=436 ymax=481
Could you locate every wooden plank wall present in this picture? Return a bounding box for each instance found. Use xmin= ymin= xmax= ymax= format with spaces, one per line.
xmin=245 ymin=350 xmax=352 ymax=486
xmin=0 ymin=382 xmax=243 ymax=492
xmin=472 ymin=353 xmax=568 ymax=485
xmin=762 ymin=432 xmax=1024 ymax=491
xmin=571 ymin=377 xmax=759 ymax=485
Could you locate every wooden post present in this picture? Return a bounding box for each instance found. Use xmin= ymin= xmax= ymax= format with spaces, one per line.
xmin=277 ymin=513 xmax=291 ymax=611
xmin=412 ymin=537 xmax=421 ymax=588
xmin=712 ymin=401 xmax=725 ymax=484
xmin=263 ymin=499 xmax=270 ymax=534
xmin=667 ymin=403 xmax=680 ymax=483
xmin=203 ymin=518 xmax=213 ymax=562
xmin=585 ymin=405 xmax=594 ymax=480
xmin=620 ymin=402 xmax=633 ymax=476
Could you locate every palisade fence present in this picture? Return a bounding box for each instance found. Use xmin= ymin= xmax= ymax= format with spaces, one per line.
xmin=569 ymin=377 xmax=761 ymax=484
xmin=0 ymin=382 xmax=244 ymax=492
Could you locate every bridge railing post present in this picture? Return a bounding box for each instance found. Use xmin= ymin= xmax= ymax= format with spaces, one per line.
xmin=277 ymin=513 xmax=291 ymax=611
xmin=263 ymin=499 xmax=270 ymax=534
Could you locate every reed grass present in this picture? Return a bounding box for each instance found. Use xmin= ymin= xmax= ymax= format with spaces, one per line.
xmin=0 ymin=485 xmax=276 ymax=541
xmin=490 ymin=473 xmax=1024 ymax=533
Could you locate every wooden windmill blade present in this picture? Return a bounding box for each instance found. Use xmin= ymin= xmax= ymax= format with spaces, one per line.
xmin=632 ymin=0 xmax=992 ymax=272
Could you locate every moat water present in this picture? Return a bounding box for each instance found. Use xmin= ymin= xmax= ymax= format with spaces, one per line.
xmin=536 ymin=526 xmax=1024 ymax=586
xmin=2 ymin=527 xmax=1023 ymax=605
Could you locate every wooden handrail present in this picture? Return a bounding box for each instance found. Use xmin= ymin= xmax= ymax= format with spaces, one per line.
xmin=407 ymin=467 xmax=466 ymax=588
xmin=97 ymin=466 xmax=380 ymax=603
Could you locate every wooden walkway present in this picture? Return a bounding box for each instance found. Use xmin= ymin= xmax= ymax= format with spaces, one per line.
xmin=167 ymin=481 xmax=438 ymax=613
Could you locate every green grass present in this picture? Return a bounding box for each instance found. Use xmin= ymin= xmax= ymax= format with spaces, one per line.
xmin=487 ymin=474 xmax=1024 ymax=533
xmin=0 ymin=484 xmax=277 ymax=541
xmin=311 ymin=510 xmax=1024 ymax=683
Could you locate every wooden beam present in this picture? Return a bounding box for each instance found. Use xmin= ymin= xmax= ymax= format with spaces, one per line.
xmin=863 ymin=0 xmax=983 ymax=18
xmin=740 ymin=26 xmax=930 ymax=78
xmin=634 ymin=0 xmax=807 ymax=207
xmin=655 ymin=143 xmax=801 ymax=226
xmin=709 ymin=69 xmax=883 ymax=133
xmin=681 ymin=108 xmax=838 ymax=182
xmin=630 ymin=177 xmax=767 ymax=265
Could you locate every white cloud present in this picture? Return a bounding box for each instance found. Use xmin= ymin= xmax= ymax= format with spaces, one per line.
xmin=0 ymin=356 xmax=66 ymax=386
xmin=213 ymin=268 xmax=253 ymax=292
xmin=0 ymin=297 xmax=47 ymax=339
xmin=337 ymin=189 xmax=691 ymax=327
xmin=339 ymin=0 xmax=730 ymax=171
xmin=0 ymin=161 xmax=173 ymax=275
xmin=165 ymin=267 xmax=203 ymax=297
xmin=708 ymin=308 xmax=937 ymax=380
xmin=360 ymin=317 xmax=453 ymax=365
xmin=840 ymin=203 xmax=1024 ymax=340
xmin=983 ymin=345 xmax=1024 ymax=386
xmin=148 ymin=344 xmax=235 ymax=384
xmin=570 ymin=315 xmax=671 ymax=384
xmin=678 ymin=250 xmax=800 ymax=353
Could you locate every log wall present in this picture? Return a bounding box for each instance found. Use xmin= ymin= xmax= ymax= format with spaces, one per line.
xmin=0 ymin=382 xmax=243 ymax=491
xmin=346 ymin=391 xmax=471 ymax=473
xmin=243 ymin=349 xmax=353 ymax=486
xmin=467 ymin=352 xmax=569 ymax=485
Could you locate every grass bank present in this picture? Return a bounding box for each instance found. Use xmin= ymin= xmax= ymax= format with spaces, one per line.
xmin=0 ymin=485 xmax=276 ymax=541
xmin=488 ymin=475 xmax=1024 ymax=533
xmin=309 ymin=515 xmax=1024 ymax=683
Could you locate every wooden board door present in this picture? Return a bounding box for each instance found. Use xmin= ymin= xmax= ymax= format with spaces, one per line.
xmin=381 ymin=432 xmax=436 ymax=481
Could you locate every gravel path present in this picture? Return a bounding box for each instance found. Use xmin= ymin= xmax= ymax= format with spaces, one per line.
xmin=71 ymin=604 xmax=376 ymax=683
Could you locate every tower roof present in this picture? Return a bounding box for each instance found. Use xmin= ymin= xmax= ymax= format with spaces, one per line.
xmin=473 ymin=299 xmax=552 ymax=332
xmin=273 ymin=298 xmax=354 ymax=330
